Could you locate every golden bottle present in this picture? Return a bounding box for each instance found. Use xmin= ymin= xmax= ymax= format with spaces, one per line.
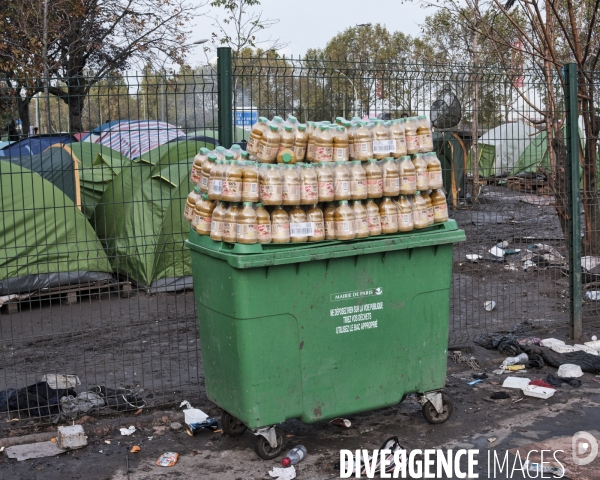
xmin=277 ymin=149 xmax=297 ymax=164
xmin=282 ymin=165 xmax=301 ymax=206
xmin=191 ymin=147 xmax=209 ymax=186
xmin=315 ymin=125 xmax=334 ymax=162
xmin=417 ymin=115 xmax=434 ymax=153
xmin=372 ymin=120 xmax=391 ymax=160
xmin=222 ymin=203 xmax=240 ymax=243
xmin=347 ymin=121 xmax=356 ymax=160
xmin=230 ymin=144 xmax=242 ymax=160
xmin=306 ymin=204 xmax=325 ymax=242
xmin=332 ymin=126 xmax=349 ymax=161
xmin=333 ymin=161 xmax=351 ymax=201
xmin=200 ymin=152 xmax=216 ymax=193
xmin=316 ymin=162 xmax=335 ymax=202
xmin=421 ymin=191 xmax=434 ymax=226
xmin=207 ymin=159 xmax=224 ymax=201
xmin=396 ymin=195 xmax=414 ymax=232
xmin=412 ymin=192 xmax=429 ymax=229
xmin=306 ymin=122 xmax=317 ymax=162
xmin=278 ymin=125 xmax=295 ymax=154
xmin=365 ymin=199 xmax=382 ymax=236
xmin=222 ymin=160 xmax=243 ymax=202
xmin=293 ymin=124 xmax=308 ymax=161
xmin=184 ymin=186 xmax=202 ymax=223
xmin=271 ymin=206 xmax=290 ymax=243
xmin=299 ymin=163 xmax=319 ymax=205
xmin=412 ymin=153 xmax=429 ymax=191
xmin=349 ymin=161 xmax=367 ymax=200
xmin=389 ymin=119 xmax=407 ymax=158
xmin=381 ymin=158 xmax=400 ymax=197
xmin=352 ymin=200 xmax=369 ymax=238
xmin=398 ymin=156 xmax=417 ymax=195
xmin=192 ymin=194 xmax=216 ymax=235
xmin=404 ymin=116 xmax=420 ymax=155
xmin=236 ymin=202 xmax=258 ymax=244
xmin=430 ymin=189 xmax=449 ymax=223
xmin=241 ymin=161 xmax=259 ymax=202
xmin=210 ymin=201 xmax=227 ymax=241
xmin=365 ymin=159 xmax=383 ymax=198
xmin=259 ymin=164 xmax=282 ymax=205
xmin=289 ymin=206 xmax=308 ymax=243
xmin=324 ymin=202 xmax=337 ymax=240
xmin=379 ymin=196 xmax=399 ymax=234
xmin=334 ymin=200 xmax=356 ymax=240
xmin=425 ymin=152 xmax=443 ymax=189
xmin=255 ymin=203 xmax=272 ymax=244
xmin=257 ymin=124 xmax=281 ymax=163
xmin=353 ymin=122 xmax=373 ymax=161
xmin=247 ymin=116 xmax=268 ymax=155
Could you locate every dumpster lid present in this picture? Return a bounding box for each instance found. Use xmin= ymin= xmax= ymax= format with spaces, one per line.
xmin=187 ymin=219 xmax=465 ymax=269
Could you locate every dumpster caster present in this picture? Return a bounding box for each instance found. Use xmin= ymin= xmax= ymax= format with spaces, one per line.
xmin=253 ymin=427 xmax=285 ymax=460
xmin=421 ymin=393 xmax=453 ymax=424
xmin=221 ymin=411 xmax=247 ymax=436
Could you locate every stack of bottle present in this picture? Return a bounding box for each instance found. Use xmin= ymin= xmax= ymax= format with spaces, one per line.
xmin=184 ymin=132 xmax=449 ymax=245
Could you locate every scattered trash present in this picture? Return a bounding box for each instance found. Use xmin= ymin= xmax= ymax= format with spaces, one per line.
xmin=57 ymin=425 xmax=88 ymax=449
xmin=526 ymin=354 xmax=545 ymax=369
xmin=467 ymin=379 xmax=483 ymax=386
xmin=529 ymin=380 xmax=554 ymax=389
xmin=359 ymin=428 xmax=373 ymax=434
xmin=5 ymin=442 xmax=67 ymax=461
xmin=156 ymin=452 xmax=179 ymax=467
xmin=214 ymin=429 xmax=222 ymax=434
xmin=130 ymin=446 xmax=141 ymax=453
xmin=282 ymin=445 xmax=308 ymax=467
xmin=585 ymin=340 xmax=600 ymax=350
xmin=0 ymin=446 xmax=4 ymax=452
xmin=512 ymin=398 xmax=524 ymax=404
xmin=329 ymin=418 xmax=351 ymax=428
xmin=180 ymin=400 xmax=209 ymax=425
xmin=170 ymin=422 xmax=183 ymax=431
xmin=507 ymin=365 xmax=526 ymax=371
xmin=493 ymin=369 xmax=506 ymax=375
xmin=489 ymin=246 xmax=504 ymax=257
xmin=51 ymin=438 xmax=57 ymax=443
xmin=497 ymin=241 xmax=509 ymax=249
xmin=522 ymin=345 xmax=600 ymax=373
xmin=523 ymin=385 xmax=555 ymax=399
xmin=59 ymin=392 xmax=105 ymax=419
xmin=134 ymin=408 xmax=143 ymax=415
xmin=41 ymin=374 xmax=81 ymax=390
xmin=490 ymin=392 xmax=510 ymax=400
xmin=523 ymin=260 xmax=536 ymax=271
xmin=574 ymin=344 xmax=599 ymax=355
xmin=269 ymin=466 xmax=297 ymax=480
xmin=0 ymin=381 xmax=76 ymax=417
xmin=484 ymin=301 xmax=496 ymax=311
xmin=488 ymin=437 xmax=497 ymax=443
xmin=502 ymin=353 xmax=529 ymax=367
xmin=449 ymin=351 xmax=481 ymax=370
xmin=524 ymin=460 xmax=566 ymax=476
xmin=582 ymin=256 xmax=600 ymax=273
xmin=185 ymin=417 xmax=218 ymax=436
xmin=540 ymin=338 xmax=565 ymax=348
xmin=551 ymin=344 xmax=578 ymax=354
xmin=546 ymin=373 xmax=581 ymax=388
xmin=120 ymin=426 xmax=136 ymax=436
xmin=104 ymin=440 xmax=111 ymax=444
xmin=593 ymin=335 xmax=598 ymax=341
xmin=557 ymin=364 xmax=583 ymax=378
xmin=466 ymin=254 xmax=482 ymax=262
xmin=504 ymin=264 xmax=519 ymax=271
xmin=490 ymin=381 xmax=500 ymax=385
xmin=502 ymin=377 xmax=531 ymax=389
xmin=472 ymin=373 xmax=488 ymax=380
xmin=475 ymin=332 xmax=522 ymax=356
xmin=585 ymin=291 xmax=600 ymax=301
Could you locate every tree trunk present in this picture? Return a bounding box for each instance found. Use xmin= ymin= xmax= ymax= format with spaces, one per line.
xmin=65 ymin=78 xmax=87 ymax=133
xmin=471 ymin=29 xmax=480 ymax=203
xmin=16 ymin=96 xmax=31 ymax=136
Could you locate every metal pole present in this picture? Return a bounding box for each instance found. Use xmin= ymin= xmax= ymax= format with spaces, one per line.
xmin=161 ymin=69 xmax=165 ymax=123
xmin=217 ymin=47 xmax=233 ymax=148
xmin=564 ymin=63 xmax=582 ymax=340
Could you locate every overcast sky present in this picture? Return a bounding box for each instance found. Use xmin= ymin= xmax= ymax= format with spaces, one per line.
xmin=167 ymin=0 xmax=432 ymax=69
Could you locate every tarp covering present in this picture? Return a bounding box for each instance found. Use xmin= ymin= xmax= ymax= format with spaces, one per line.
xmin=0 ymin=160 xmax=113 ymax=295
xmin=0 ymin=134 xmax=76 ymax=157
xmin=433 ymin=131 xmax=466 ymax=197
xmin=94 ymin=139 xmax=212 ymax=291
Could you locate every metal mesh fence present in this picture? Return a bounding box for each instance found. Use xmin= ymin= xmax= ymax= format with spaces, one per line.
xmin=0 ymin=55 xmax=583 ymax=427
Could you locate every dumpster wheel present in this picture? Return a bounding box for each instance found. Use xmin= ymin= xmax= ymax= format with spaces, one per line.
xmin=253 ymin=427 xmax=285 ymax=460
xmin=422 ymin=393 xmax=453 ymax=424
xmin=221 ymin=411 xmax=248 ymax=436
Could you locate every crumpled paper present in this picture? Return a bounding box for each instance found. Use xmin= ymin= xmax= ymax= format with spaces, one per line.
xmin=268 ymin=466 xmax=296 ymax=480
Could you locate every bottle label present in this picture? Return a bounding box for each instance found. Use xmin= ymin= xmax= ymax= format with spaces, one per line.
xmin=380 ymin=214 xmax=398 ymax=231
xmin=429 ymin=171 xmax=443 ymax=188
xmin=260 ymin=183 xmax=282 ymax=201
xmin=335 ymin=180 xmax=349 ymax=197
xmin=290 ymin=222 xmax=315 ymax=238
xmin=223 ymin=180 xmax=242 ymax=198
xmin=258 ymin=223 xmax=272 ymax=241
xmin=427 ymin=206 xmax=434 ymax=223
xmin=349 ymin=143 xmax=355 ymax=159
xmin=312 ymin=221 xmax=325 ymax=239
xmin=293 ymin=145 xmax=306 ymax=160
xmin=301 ymin=183 xmax=319 ymax=201
xmin=406 ymin=134 xmax=419 ymax=153
xmin=272 ymin=222 xmax=290 ymax=241
xmin=400 ymin=175 xmax=416 ymax=190
xmin=419 ymin=133 xmax=433 ymax=152
xmin=212 ymin=179 xmax=223 ymax=195
xmin=191 ymin=167 xmax=202 ymax=185
xmin=416 ymin=172 xmax=429 ymax=190
xmin=434 ymin=203 xmax=448 ymax=221
xmin=372 ymin=139 xmax=395 ymax=154
xmin=384 ymin=177 xmax=400 ymax=192
xmin=318 ymin=181 xmax=335 ymax=199
xmin=200 ymin=174 xmax=209 ymax=191
xmin=415 ymin=209 xmax=428 ymax=225
xmin=334 ymin=147 xmax=348 ymax=161
xmin=247 ymin=135 xmax=258 ymax=154
xmin=354 ymin=141 xmax=373 ymax=156
xmin=367 ymin=214 xmax=382 ymax=232
xmin=316 ymin=146 xmax=333 ymax=162
xmin=307 ymin=143 xmax=315 ymax=159
xmin=282 ymin=183 xmax=301 ymax=202
xmin=398 ymin=212 xmax=413 ymax=229
xmin=184 ymin=204 xmax=193 ymax=221
xmin=237 ymin=223 xmax=258 ymax=241
xmin=351 ymin=180 xmax=367 ymax=196
xmin=367 ymin=178 xmax=383 ymax=195
xmin=335 ymin=220 xmax=353 ymax=235
xmin=325 ymin=220 xmax=335 ymax=238
xmin=242 ymin=181 xmax=259 ymax=197
xmin=210 ymin=219 xmax=224 ymax=239
xmin=258 ymin=143 xmax=277 ymax=161
xmin=223 ymin=221 xmax=236 ymax=241
xmin=355 ymin=217 xmax=369 ymax=235
xmin=394 ymin=139 xmax=407 ymax=155
xmin=194 ymin=215 xmax=212 ymax=233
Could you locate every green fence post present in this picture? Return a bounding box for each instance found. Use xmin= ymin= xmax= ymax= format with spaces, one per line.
xmin=217 ymin=47 xmax=233 ymax=149
xmin=564 ymin=63 xmax=582 ymax=340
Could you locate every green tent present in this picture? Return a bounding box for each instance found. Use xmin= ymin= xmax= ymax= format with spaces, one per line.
xmin=0 ymin=160 xmax=113 ymax=295
xmin=94 ymin=139 xmax=212 ymax=292
xmin=433 ymin=131 xmax=466 ymax=197
xmin=466 ymin=143 xmax=496 ymax=178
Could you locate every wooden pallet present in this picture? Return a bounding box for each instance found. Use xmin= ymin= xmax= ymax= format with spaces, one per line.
xmin=1 ymin=280 xmax=132 ymax=314
xmin=506 ymin=176 xmax=550 ymax=195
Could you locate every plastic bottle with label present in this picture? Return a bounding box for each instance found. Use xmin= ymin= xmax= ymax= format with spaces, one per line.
xmin=333 ymin=161 xmax=351 ymax=201
xmin=315 ymin=125 xmax=334 ymax=162
xmin=214 ymin=146 xmax=227 ymax=161
xmin=282 ymin=164 xmax=301 ymax=206
xmin=334 ymin=200 xmax=356 ymax=240
xmin=259 ymin=164 xmax=282 ymax=205
xmin=348 ymin=161 xmax=368 ymax=200
xmin=191 ymin=148 xmax=209 ymax=186
xmin=279 ymin=125 xmax=295 ymax=154
xmin=424 ymin=152 xmax=443 ymax=189
xmin=289 ymin=206 xmax=308 ymax=243
xmin=241 ymin=161 xmax=259 ymax=202
xmin=210 ymin=201 xmax=227 ymax=241
xmin=222 ymin=203 xmax=240 ymax=243
xmin=347 ymin=121 xmax=356 ymax=160
xmin=417 ymin=115 xmax=434 ymax=153
xmin=208 ymin=159 xmax=225 ymax=201
xmin=236 ymin=202 xmax=258 ymax=244
xmin=282 ymin=445 xmax=308 ymax=467
xmin=332 ymin=126 xmax=349 ymax=161
xmin=184 ymin=186 xmax=202 ymax=223
xmin=271 ymin=115 xmax=285 ymax=133
xmin=299 ymin=163 xmax=319 ymax=205
xmin=306 ymin=204 xmax=325 ymax=242
xmin=372 ymin=120 xmax=391 ymax=160
xmin=247 ymin=116 xmax=269 ymax=155
xmin=379 ymin=196 xmax=399 ymax=234
xmin=271 ymin=206 xmax=291 ymax=243
xmin=389 ymin=119 xmax=407 ymax=159
xmin=293 ymin=124 xmax=308 ymax=161
xmin=277 ymin=149 xmax=297 ymax=164
xmin=257 ymin=124 xmax=281 ymax=163
xmin=412 ymin=153 xmax=429 ymax=191
xmin=365 ymin=199 xmax=382 ymax=236
xmin=365 ymin=159 xmax=383 ymax=198
xmin=352 ymin=200 xmax=369 ymax=238
xmin=396 ymin=195 xmax=414 ymax=232
xmin=430 ymin=189 xmax=449 ymax=223
xmin=316 ymin=162 xmax=335 ymax=202
xmin=404 ymin=116 xmax=420 ymax=155
xmin=324 ymin=202 xmax=337 ymax=240
xmin=255 ymin=203 xmax=272 ymax=244
xmin=398 ymin=156 xmax=417 ymax=195
xmin=241 ymin=151 xmax=250 ymax=161
xmin=381 ymin=158 xmax=400 ymax=197
xmin=230 ymin=144 xmax=242 ymax=160
xmin=222 ymin=160 xmax=243 ymax=202
xmin=421 ymin=191 xmax=434 ymax=226
xmin=200 ymin=153 xmax=216 ymax=194
xmin=353 ymin=122 xmax=373 ymax=161
xmin=192 ymin=194 xmax=216 ymax=235
xmin=306 ymin=122 xmax=317 ymax=162
xmin=412 ymin=192 xmax=429 ymax=229
xmin=286 ymin=115 xmax=299 ymax=133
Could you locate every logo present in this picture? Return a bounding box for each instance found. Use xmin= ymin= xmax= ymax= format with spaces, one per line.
xmin=572 ymin=431 xmax=598 ymax=466
xmin=330 ymin=288 xmax=383 ymax=302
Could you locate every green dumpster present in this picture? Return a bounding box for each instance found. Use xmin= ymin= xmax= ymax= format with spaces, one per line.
xmin=186 ymin=220 xmax=465 ymax=458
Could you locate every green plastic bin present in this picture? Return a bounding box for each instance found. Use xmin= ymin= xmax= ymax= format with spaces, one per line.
xmin=186 ymin=220 xmax=465 ymax=453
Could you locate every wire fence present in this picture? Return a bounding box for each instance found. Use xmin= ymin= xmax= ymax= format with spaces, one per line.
xmin=0 ymin=54 xmax=588 ymax=427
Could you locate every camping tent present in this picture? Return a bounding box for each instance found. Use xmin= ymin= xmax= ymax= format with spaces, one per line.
xmin=0 ymin=134 xmax=76 ymax=157
xmin=469 ymin=122 xmax=538 ymax=176
xmin=93 ymin=139 xmax=212 ymax=292
xmin=433 ymin=131 xmax=466 ymax=197
xmin=0 ymin=160 xmax=113 ymax=295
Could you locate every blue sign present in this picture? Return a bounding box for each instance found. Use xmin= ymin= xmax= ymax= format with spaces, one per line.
xmin=233 ymin=110 xmax=258 ymax=128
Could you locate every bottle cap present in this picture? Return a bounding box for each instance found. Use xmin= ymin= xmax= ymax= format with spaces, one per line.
xmin=225 ymin=153 xmax=234 ymax=160
xmin=282 ymin=153 xmax=293 ymax=163
xmin=193 ymin=186 xmax=200 ymax=193
xmin=201 ymin=193 xmax=209 ymax=200
xmin=231 ymin=144 xmax=241 ymax=151
xmin=200 ymin=147 xmax=210 ymax=154
xmin=269 ymin=124 xmax=279 ymax=131
xmin=297 ymin=124 xmax=307 ymax=131
xmin=285 ymin=125 xmax=293 ymax=132
xmin=207 ymin=153 xmax=217 ymax=162
xmin=243 ymin=201 xmax=253 ymax=207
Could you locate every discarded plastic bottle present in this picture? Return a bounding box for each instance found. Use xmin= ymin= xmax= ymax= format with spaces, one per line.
xmin=502 ymin=353 xmax=528 ymax=366
xmin=281 ymin=445 xmax=307 ymax=467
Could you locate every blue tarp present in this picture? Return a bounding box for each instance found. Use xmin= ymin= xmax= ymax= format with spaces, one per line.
xmin=0 ymin=135 xmax=76 ymax=156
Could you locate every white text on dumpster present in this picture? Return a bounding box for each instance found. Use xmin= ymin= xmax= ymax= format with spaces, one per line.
xmin=332 ymin=302 xmax=383 ymax=334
